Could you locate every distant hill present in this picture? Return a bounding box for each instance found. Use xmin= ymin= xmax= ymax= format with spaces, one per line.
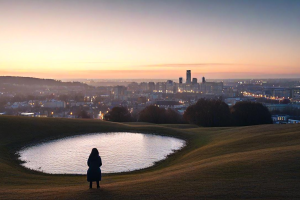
xmin=0 ymin=76 xmax=89 ymax=87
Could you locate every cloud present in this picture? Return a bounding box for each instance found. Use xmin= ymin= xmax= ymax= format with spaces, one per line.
xmin=138 ymin=63 xmax=292 ymax=69
xmin=139 ymin=63 xmax=237 ymax=67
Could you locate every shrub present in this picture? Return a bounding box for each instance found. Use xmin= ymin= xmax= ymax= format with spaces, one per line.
xmin=183 ymin=99 xmax=231 ymax=127
xmin=138 ymin=105 xmax=183 ymax=124
xmin=104 ymin=106 xmax=132 ymax=122
xmin=231 ymin=101 xmax=272 ymax=126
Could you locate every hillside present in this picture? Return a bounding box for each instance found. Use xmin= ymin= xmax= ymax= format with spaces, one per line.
xmin=0 ymin=76 xmax=88 ymax=87
xmin=0 ymin=116 xmax=300 ymax=199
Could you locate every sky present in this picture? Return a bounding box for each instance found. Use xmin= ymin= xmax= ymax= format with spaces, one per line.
xmin=0 ymin=0 xmax=300 ymax=79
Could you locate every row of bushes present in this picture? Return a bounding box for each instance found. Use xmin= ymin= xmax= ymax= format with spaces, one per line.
xmin=183 ymin=99 xmax=272 ymax=127
xmin=104 ymin=99 xmax=273 ymax=127
xmin=104 ymin=105 xmax=183 ymax=124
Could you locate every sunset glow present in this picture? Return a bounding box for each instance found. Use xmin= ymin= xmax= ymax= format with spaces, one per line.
xmin=1 ymin=0 xmax=300 ymax=79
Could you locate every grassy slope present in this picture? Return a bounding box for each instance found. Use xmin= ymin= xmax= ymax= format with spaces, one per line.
xmin=0 ymin=116 xmax=300 ymax=199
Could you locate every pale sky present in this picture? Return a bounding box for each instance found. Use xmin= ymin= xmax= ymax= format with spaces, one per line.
xmin=0 ymin=0 xmax=300 ymax=79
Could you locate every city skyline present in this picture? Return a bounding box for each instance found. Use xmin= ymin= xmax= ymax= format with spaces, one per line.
xmin=1 ymin=0 xmax=300 ymax=79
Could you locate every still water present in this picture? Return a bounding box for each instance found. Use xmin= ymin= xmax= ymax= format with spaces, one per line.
xmin=18 ymin=132 xmax=185 ymax=174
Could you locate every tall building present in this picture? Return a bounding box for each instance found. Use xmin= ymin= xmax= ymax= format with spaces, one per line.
xmin=179 ymin=77 xmax=183 ymax=84
xmin=113 ymin=86 xmax=127 ymax=100
xmin=192 ymin=78 xmax=197 ymax=84
xmin=155 ymin=82 xmax=166 ymax=93
xmin=148 ymin=82 xmax=155 ymax=92
xmin=166 ymin=80 xmax=174 ymax=93
xmin=127 ymin=82 xmax=139 ymax=91
xmin=167 ymin=80 xmax=173 ymax=84
xmin=200 ymin=82 xmax=223 ymax=95
xmin=140 ymin=82 xmax=148 ymax=91
xmin=202 ymin=77 xmax=206 ymax=83
xmin=186 ymin=70 xmax=191 ymax=84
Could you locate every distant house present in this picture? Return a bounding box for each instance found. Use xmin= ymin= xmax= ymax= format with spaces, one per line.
xmin=137 ymin=96 xmax=147 ymax=104
xmin=288 ymin=119 xmax=300 ymax=124
xmin=265 ymin=104 xmax=289 ymax=112
xmin=265 ymin=103 xmax=300 ymax=112
xmin=272 ymin=115 xmax=289 ymax=124
xmin=224 ymin=98 xmax=242 ymax=106
xmin=69 ymin=102 xmax=93 ymax=107
xmin=155 ymin=100 xmax=183 ymax=108
xmin=9 ymin=102 xmax=29 ymax=109
xmin=20 ymin=112 xmax=47 ymax=117
xmin=42 ymin=100 xmax=66 ymax=108
xmin=20 ymin=113 xmax=35 ymax=117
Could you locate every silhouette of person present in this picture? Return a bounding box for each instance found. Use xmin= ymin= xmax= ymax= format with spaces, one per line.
xmin=87 ymin=148 xmax=102 ymax=189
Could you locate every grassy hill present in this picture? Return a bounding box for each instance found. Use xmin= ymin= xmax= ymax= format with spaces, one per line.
xmin=0 ymin=76 xmax=88 ymax=87
xmin=0 ymin=116 xmax=300 ymax=199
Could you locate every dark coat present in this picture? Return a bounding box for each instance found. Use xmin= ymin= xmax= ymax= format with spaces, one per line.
xmin=87 ymin=156 xmax=102 ymax=182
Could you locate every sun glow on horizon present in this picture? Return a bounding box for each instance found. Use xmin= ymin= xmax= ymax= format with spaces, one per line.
xmin=1 ymin=0 xmax=300 ymax=79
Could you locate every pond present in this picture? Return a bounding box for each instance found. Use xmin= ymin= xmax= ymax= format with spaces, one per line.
xmin=18 ymin=132 xmax=185 ymax=174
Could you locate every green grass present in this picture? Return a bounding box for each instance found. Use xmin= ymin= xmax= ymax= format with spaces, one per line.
xmin=0 ymin=116 xmax=300 ymax=199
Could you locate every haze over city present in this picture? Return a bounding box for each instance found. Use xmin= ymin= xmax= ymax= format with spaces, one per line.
xmin=1 ymin=0 xmax=300 ymax=79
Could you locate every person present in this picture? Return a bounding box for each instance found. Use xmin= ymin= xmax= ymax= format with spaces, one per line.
xmin=87 ymin=148 xmax=102 ymax=189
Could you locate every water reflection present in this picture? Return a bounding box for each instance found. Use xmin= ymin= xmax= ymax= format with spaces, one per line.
xmin=18 ymin=132 xmax=185 ymax=174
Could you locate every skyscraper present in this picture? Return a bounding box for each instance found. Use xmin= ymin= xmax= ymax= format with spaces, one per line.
xmin=186 ymin=70 xmax=191 ymax=84
xmin=192 ymin=78 xmax=197 ymax=84
xmin=179 ymin=77 xmax=183 ymax=84
xmin=148 ymin=82 xmax=155 ymax=92
xmin=202 ymin=77 xmax=206 ymax=83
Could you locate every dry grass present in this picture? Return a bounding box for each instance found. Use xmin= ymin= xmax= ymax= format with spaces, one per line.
xmin=0 ymin=116 xmax=300 ymax=199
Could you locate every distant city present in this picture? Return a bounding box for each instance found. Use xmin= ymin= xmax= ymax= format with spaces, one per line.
xmin=1 ymin=72 xmax=300 ymax=124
